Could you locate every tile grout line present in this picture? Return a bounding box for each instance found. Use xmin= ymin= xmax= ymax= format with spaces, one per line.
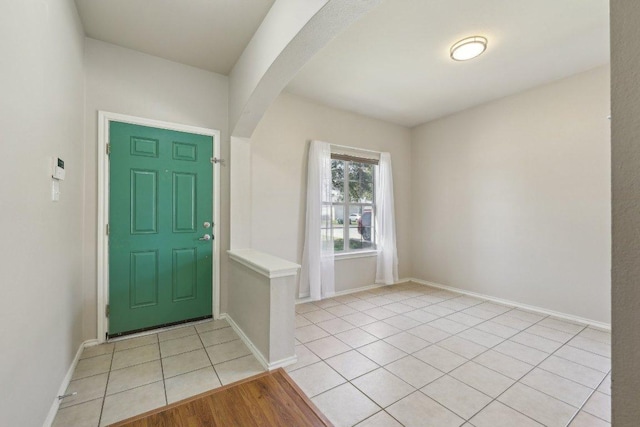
xmin=157 ymin=337 xmax=169 ymax=407
xmin=97 ymin=344 xmax=117 ymax=427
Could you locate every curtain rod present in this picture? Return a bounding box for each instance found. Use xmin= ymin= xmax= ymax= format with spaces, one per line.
xmin=330 ymin=143 xmax=382 ymax=155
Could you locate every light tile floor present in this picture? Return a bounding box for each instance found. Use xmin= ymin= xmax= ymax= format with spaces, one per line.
xmin=288 ymin=282 xmax=611 ymax=427
xmin=53 ymin=318 xmax=266 ymax=426
xmin=54 ymin=282 xmax=611 ymax=427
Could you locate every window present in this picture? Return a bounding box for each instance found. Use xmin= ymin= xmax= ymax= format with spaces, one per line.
xmin=326 ymin=155 xmax=377 ymax=253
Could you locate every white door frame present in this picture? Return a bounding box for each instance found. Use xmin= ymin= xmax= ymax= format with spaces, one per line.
xmin=97 ymin=111 xmax=221 ymax=343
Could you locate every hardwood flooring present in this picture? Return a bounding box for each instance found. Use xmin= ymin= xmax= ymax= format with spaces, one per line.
xmin=109 ymin=368 xmax=333 ymax=427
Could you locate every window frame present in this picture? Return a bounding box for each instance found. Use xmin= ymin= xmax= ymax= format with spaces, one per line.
xmin=329 ymin=155 xmax=377 ymax=255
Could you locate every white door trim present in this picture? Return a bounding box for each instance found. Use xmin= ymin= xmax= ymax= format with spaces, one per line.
xmin=97 ymin=111 xmax=221 ymax=343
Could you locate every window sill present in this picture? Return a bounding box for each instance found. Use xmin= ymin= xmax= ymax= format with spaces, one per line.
xmin=334 ymin=250 xmax=378 ymax=261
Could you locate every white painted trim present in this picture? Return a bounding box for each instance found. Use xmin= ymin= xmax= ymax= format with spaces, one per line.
xmin=296 ymin=281 xmax=402 ymax=304
xmin=334 ymin=250 xmax=378 ymax=261
xmin=219 ymin=313 xmax=298 ymax=371
xmin=227 ymin=249 xmax=301 ymax=279
xmin=97 ymin=111 xmax=221 ymax=343
xmin=408 ymin=278 xmax=611 ymax=331
xmin=43 ymin=339 xmax=97 ymax=427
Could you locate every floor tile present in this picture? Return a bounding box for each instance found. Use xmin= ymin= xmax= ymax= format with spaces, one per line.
xmin=205 ymin=339 xmax=250 ymax=365
xmin=114 ymin=334 xmax=158 ymax=352
xmin=106 ymin=360 xmax=163 ymax=395
xmin=351 ymin=368 xmax=414 ymax=408
xmin=445 ymin=312 xmax=485 ymax=327
xmin=578 ymin=328 xmax=611 ymax=345
xmin=295 ymin=315 xmax=313 ymax=328
xmin=568 ymin=336 xmax=611 ymax=358
xmin=71 ymin=354 xmax=112 ymax=380
xmin=296 ymin=302 xmax=321 ymax=314
xmin=597 ymin=373 xmax=611 ymax=396
xmin=437 ymin=299 xmax=471 ymax=311
xmin=422 ymin=304 xmax=455 ymax=317
xmin=214 ymin=354 xmax=265 ymax=385
xmin=491 ymin=314 xmax=535 ymax=330
xmin=111 ymin=344 xmax=160 ymax=370
xmin=539 ymin=356 xmax=607 ymax=388
xmin=100 ymin=381 xmax=166 ymax=426
xmin=335 ymin=328 xmax=378 ymax=348
xmin=165 ymin=366 xmax=221 ymax=404
xmin=361 ymin=321 xmax=402 ymax=339
xmin=303 ymin=309 xmax=338 ymax=323
xmin=405 ymin=309 xmax=440 ymax=323
xmin=429 ymin=318 xmax=469 ymax=334
xmin=60 ymin=373 xmax=108 ymax=408
xmin=413 ymin=345 xmax=468 ymax=373
xmin=474 ymin=321 xmax=519 ymax=339
xmin=158 ymin=334 xmax=203 ymax=358
xmin=526 ymin=324 xmax=576 ymax=343
xmin=383 ymin=315 xmax=421 ymax=331
xmin=537 ymin=317 xmax=585 ymax=334
xmin=80 ymin=343 xmax=114 ymax=360
xmin=315 ymin=298 xmax=342 ymax=309
xmin=438 ymin=336 xmax=488 ymax=359
xmin=582 ymin=391 xmax=611 ymax=422
xmin=449 ymin=361 xmax=513 ymax=398
xmin=508 ymin=309 xmax=545 ymax=323
xmin=363 ymin=307 xmax=397 ymax=321
xmin=306 ymin=336 xmax=351 ymax=359
xmin=461 ymin=306 xmax=500 ymax=320
xmin=333 ymin=294 xmax=361 ymax=304
xmin=402 ymin=297 xmax=432 ymax=309
xmin=198 ymin=327 xmax=237 ymax=347
xmin=355 ymin=410 xmax=403 ymax=426
xmin=312 ymin=383 xmax=380 ymax=427
xmin=357 ymin=341 xmax=407 ymax=366
xmin=324 ymin=344 xmax=380 ymax=380
xmin=521 ymin=368 xmax=592 ymax=407
xmin=569 ymin=410 xmax=611 ymax=427
xmin=474 ymin=302 xmax=512 ymax=315
xmin=386 ymin=391 xmax=464 ymax=427
xmin=53 ymin=398 xmax=103 ymax=427
xmin=555 ymin=345 xmax=610 ymax=373
xmin=384 ymin=302 xmax=414 ymax=314
xmin=366 ymin=297 xmax=395 ymax=307
xmin=157 ymin=325 xmax=197 ymax=342
xmin=317 ymin=317 xmax=357 ymax=335
xmin=469 ymin=401 xmax=543 ymax=427
xmin=194 ymin=318 xmax=229 ymax=333
xmin=163 ymin=348 xmax=211 ymax=378
xmin=295 ymin=324 xmax=330 ymax=343
xmin=326 ymin=304 xmax=358 ymax=317
xmin=457 ymin=328 xmax=504 ymax=348
xmin=348 ymin=300 xmax=378 ymax=312
xmin=407 ymin=324 xmax=451 ymax=343
xmin=285 ymin=344 xmax=321 ymax=372
xmin=472 ymin=349 xmax=533 ymax=380
xmin=492 ymin=340 xmax=548 ymax=365
xmin=498 ymin=382 xmax=577 ymax=427
xmin=343 ymin=312 xmax=379 ymax=327
xmin=287 ymin=361 xmax=346 ymax=397
xmin=421 ymin=374 xmax=492 ymax=420
xmin=383 ymin=331 xmax=430 ymax=353
xmin=510 ymin=331 xmax=563 ymax=353
xmin=385 ymin=356 xmax=443 ymax=388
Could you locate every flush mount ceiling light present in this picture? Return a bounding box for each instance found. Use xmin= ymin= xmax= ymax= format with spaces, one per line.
xmin=450 ymin=36 xmax=488 ymax=61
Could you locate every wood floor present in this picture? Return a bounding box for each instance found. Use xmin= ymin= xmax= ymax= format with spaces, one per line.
xmin=109 ymin=368 xmax=333 ymax=427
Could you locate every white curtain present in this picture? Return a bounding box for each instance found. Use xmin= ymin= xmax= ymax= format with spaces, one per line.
xmin=375 ymin=152 xmax=399 ymax=284
xmin=300 ymin=140 xmax=335 ymax=300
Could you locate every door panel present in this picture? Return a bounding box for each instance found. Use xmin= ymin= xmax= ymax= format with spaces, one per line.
xmin=109 ymin=121 xmax=213 ymax=336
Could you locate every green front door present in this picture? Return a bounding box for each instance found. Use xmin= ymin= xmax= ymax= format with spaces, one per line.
xmin=108 ymin=121 xmax=213 ymax=336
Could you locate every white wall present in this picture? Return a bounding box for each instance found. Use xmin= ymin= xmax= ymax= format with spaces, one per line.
xmin=611 ymin=1 xmax=640 ymax=423
xmin=411 ymin=66 xmax=611 ymax=323
xmin=0 ymin=1 xmax=85 ymax=425
xmin=82 ymin=38 xmax=230 ymax=339
xmin=249 ymin=92 xmax=412 ymax=293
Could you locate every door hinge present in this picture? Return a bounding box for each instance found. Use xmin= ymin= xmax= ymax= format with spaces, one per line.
xmin=106 ymin=224 xmax=109 ymax=235
xmin=106 ymin=143 xmax=111 ymax=155
xmin=105 ymin=304 xmax=110 ymax=317
xmin=211 ymin=157 xmax=226 ymax=166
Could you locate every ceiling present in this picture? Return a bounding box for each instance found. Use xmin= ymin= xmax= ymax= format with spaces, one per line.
xmin=286 ymin=0 xmax=610 ymax=127
xmin=74 ymin=0 xmax=275 ymax=75
xmin=74 ymin=0 xmax=609 ymax=128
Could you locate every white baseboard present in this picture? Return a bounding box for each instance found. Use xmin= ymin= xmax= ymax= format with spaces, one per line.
xmin=43 ymin=339 xmax=99 ymax=427
xmin=219 ymin=313 xmax=297 ymax=371
xmin=296 ymin=281 xmax=410 ymax=304
xmin=408 ymin=277 xmax=611 ymax=331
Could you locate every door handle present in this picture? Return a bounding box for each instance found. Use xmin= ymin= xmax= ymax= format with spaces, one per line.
xmin=199 ymin=234 xmax=212 ymax=241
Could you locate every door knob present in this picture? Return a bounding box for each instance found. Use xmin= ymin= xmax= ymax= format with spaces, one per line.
xmin=199 ymin=234 xmax=212 ymax=241
xmin=203 ymin=221 xmax=212 ymax=229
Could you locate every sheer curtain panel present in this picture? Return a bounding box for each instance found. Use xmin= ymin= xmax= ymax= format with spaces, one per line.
xmin=375 ymin=152 xmax=399 ymax=284
xmin=300 ymin=140 xmax=335 ymax=300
